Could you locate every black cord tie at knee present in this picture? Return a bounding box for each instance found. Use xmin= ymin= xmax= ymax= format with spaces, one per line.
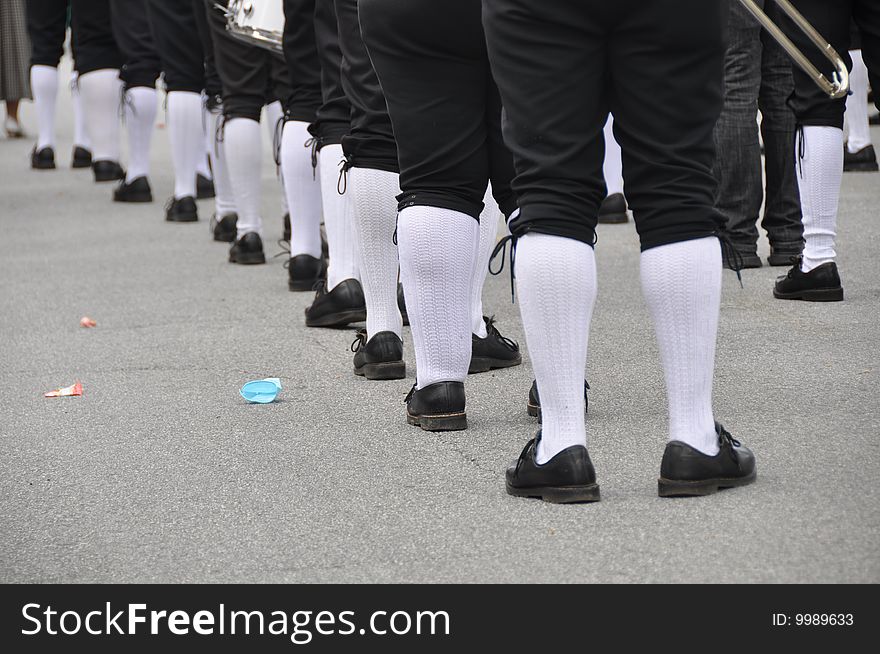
xmin=337 ymin=158 xmax=353 ymax=195
xmin=716 ymin=232 xmax=744 ymax=288
xmin=304 ymin=137 xmax=319 ymax=179
xmin=489 ymin=234 xmax=518 ymax=303
xmin=796 ymin=124 xmax=805 ymax=178
xmin=272 ymin=113 xmax=285 ymax=172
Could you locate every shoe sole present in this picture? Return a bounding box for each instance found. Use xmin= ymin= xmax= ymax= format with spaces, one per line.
xmin=354 ymin=361 xmax=406 ymax=380
xmin=843 ymin=162 xmax=879 ymax=172
xmin=773 ymin=287 xmax=843 ymax=302
xmin=506 ymin=481 xmax=601 ymax=504
xmin=468 ymin=354 xmax=523 ymax=374
xmin=94 ymin=173 xmax=124 ymax=182
xmin=113 ymin=193 xmax=153 ymax=203
xmin=229 ymin=253 xmax=266 ymax=265
xmin=32 ymin=162 xmax=56 ymax=170
xmin=167 ymin=214 xmax=199 ymax=223
xmin=658 ymin=469 xmax=757 ymax=497
xmin=597 ymin=213 xmax=628 ymax=224
xmin=406 ymin=411 xmax=467 ymax=432
xmin=72 ymin=160 xmax=91 ymax=169
xmin=305 ymin=309 xmax=367 ymax=328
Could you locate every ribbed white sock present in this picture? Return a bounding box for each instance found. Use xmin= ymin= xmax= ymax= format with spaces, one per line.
xmin=797 ymin=126 xmax=842 ymax=272
xmin=516 ymin=233 xmax=594 ymax=464
xmin=470 ymin=188 xmax=500 ymax=338
xmin=123 ymin=87 xmax=157 ymax=182
xmin=207 ymin=105 xmax=236 ymax=216
xmin=845 ymin=50 xmax=872 ymax=153
xmin=78 ymin=69 xmax=122 ymax=162
xmin=321 ymin=144 xmax=359 ymax=288
xmin=31 ymin=65 xmax=58 ymax=149
xmin=71 ymin=72 xmax=90 ymax=149
xmin=281 ymin=120 xmax=323 ymax=257
xmin=224 ymin=117 xmax=263 ymax=238
xmin=350 ymin=167 xmax=402 ymax=339
xmin=399 ymin=206 xmax=478 ymax=389
xmin=167 ymin=91 xmax=203 ymax=199
xmin=603 ymin=115 xmax=624 ymax=196
xmin=641 ymin=237 xmax=720 ymax=456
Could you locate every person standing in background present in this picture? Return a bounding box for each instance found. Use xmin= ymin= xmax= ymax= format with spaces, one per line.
xmin=844 ymin=24 xmax=878 ymax=172
xmin=0 ymin=0 xmax=31 ymax=138
xmin=714 ymin=0 xmax=803 ymax=270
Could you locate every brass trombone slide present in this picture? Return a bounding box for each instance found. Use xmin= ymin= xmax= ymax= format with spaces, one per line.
xmin=738 ymin=0 xmax=849 ymax=99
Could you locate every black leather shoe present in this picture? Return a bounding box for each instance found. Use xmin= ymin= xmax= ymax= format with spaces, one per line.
xmin=506 ymin=433 xmax=600 ymax=503
xmin=527 ymin=380 xmax=589 ymax=420
xmin=405 ymin=381 xmax=466 ymax=431
xmin=196 ymin=173 xmax=215 ymax=199
xmin=870 ymin=113 xmax=879 ymax=126
xmin=767 ymin=244 xmax=802 ymax=267
xmin=31 ymin=146 xmax=56 ymax=170
xmin=469 ymin=317 xmax=521 ymax=373
xmin=398 ymin=283 xmax=409 ymax=326
xmin=72 ymin=146 xmax=92 ymax=168
xmin=658 ymin=423 xmax=756 ymax=497
xmin=843 ymin=144 xmax=879 ymax=172
xmin=287 ymin=254 xmax=326 ymax=292
xmin=93 ymin=160 xmax=125 ymax=182
xmin=305 ymin=278 xmax=366 ymax=327
xmin=597 ymin=192 xmax=628 ymax=224
xmin=774 ymin=259 xmax=843 ymax=302
xmin=113 ymin=176 xmax=153 ymax=203
xmin=352 ymin=330 xmax=405 ymax=380
xmin=229 ymin=232 xmax=266 ymax=265
xmin=165 ymin=196 xmax=198 ymax=223
xmin=283 ymin=212 xmax=291 ymax=242
xmin=211 ymin=213 xmax=238 ymax=242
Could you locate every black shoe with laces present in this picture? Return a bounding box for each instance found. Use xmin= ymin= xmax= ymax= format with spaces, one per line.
xmin=843 ymin=144 xmax=879 ymax=172
xmin=210 ymin=213 xmax=238 ymax=242
xmin=405 ymin=381 xmax=466 ymax=431
xmin=92 ymin=160 xmax=125 ymax=182
xmin=113 ymin=176 xmax=152 ymax=203
xmin=469 ymin=317 xmax=522 ymax=373
xmin=196 ymin=173 xmax=215 ymax=199
xmin=527 ymin=380 xmax=589 ymax=420
xmin=229 ymin=232 xmax=266 ymax=265
xmin=72 ymin=146 xmax=92 ymax=168
xmin=305 ymin=278 xmax=366 ymax=327
xmin=31 ymin=146 xmax=56 ymax=170
xmin=773 ymin=258 xmax=843 ymax=302
xmin=398 ymin=283 xmax=409 ymax=326
xmin=506 ymin=432 xmax=600 ymax=503
xmin=287 ymin=254 xmax=325 ymax=292
xmin=352 ymin=330 xmax=405 ymax=380
xmin=658 ymin=423 xmax=756 ymax=497
xmin=165 ymin=196 xmax=198 ymax=223
xmin=597 ymin=192 xmax=628 ymax=224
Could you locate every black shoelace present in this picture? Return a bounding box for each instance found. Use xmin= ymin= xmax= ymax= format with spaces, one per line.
xmin=350 ymin=330 xmax=368 ymax=353
xmin=404 ymin=383 xmax=417 ymax=405
xmin=514 ymin=436 xmax=540 ymax=475
xmin=489 ymin=234 xmax=518 ymax=303
xmin=717 ymin=424 xmax=741 ymax=466
xmin=483 ymin=316 xmax=518 ymax=350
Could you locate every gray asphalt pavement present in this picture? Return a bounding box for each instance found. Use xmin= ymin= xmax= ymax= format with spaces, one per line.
xmin=1 ymin=73 xmax=878 ymax=584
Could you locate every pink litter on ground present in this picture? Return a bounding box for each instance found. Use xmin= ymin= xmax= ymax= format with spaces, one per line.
xmin=44 ymin=381 xmax=83 ymax=398
xmin=80 ymin=316 xmax=97 ymax=328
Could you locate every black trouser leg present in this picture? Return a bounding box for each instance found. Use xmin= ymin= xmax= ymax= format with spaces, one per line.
xmin=192 ymin=0 xmax=221 ymax=99
xmin=281 ymin=0 xmax=322 ymax=123
xmin=70 ymin=0 xmax=122 ymax=75
xmin=26 ymin=0 xmax=68 ymax=68
xmin=311 ymin=0 xmax=349 ymax=148
xmin=145 ymin=0 xmax=204 ymax=93
xmin=360 ymin=0 xmax=515 ymax=218
xmin=110 ymin=0 xmax=160 ymax=90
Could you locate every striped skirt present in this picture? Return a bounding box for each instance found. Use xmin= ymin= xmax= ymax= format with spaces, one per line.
xmin=0 ymin=0 xmax=32 ymax=101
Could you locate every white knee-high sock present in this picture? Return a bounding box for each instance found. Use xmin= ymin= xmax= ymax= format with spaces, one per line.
xmin=167 ymin=91 xmax=203 ymax=199
xmin=797 ymin=126 xmax=842 ymax=272
xmin=71 ymin=72 xmax=90 ymax=149
xmin=350 ymin=168 xmax=402 ymax=339
xmin=281 ymin=120 xmax=323 ymax=257
xmin=224 ymin=117 xmax=263 ymax=238
xmin=123 ymin=87 xmax=157 ymax=182
xmin=641 ymin=237 xmax=721 ymax=456
xmin=845 ymin=50 xmax=872 ymax=153
xmin=470 ymin=188 xmax=501 ymax=338
xmin=516 ymin=233 xmax=594 ymax=464
xmin=31 ymin=65 xmax=58 ymax=149
xmin=399 ymin=207 xmax=479 ymax=389
xmin=320 ymin=144 xmax=359 ymax=288
xmin=196 ymin=103 xmax=213 ymax=179
xmin=78 ymin=69 xmax=122 ymax=162
xmin=207 ymin=105 xmax=236 ymax=216
xmin=603 ymin=114 xmax=624 ymax=196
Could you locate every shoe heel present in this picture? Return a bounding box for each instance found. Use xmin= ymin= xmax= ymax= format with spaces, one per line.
xmin=803 ymin=287 xmax=844 ymax=302
xmin=362 ymin=361 xmax=406 ymax=380
xmin=527 ymin=402 xmax=539 ymax=418
xmin=468 ymin=358 xmax=491 ymax=374
xmin=507 ymin=482 xmax=600 ymax=503
xmin=408 ymin=412 xmax=467 ymax=432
